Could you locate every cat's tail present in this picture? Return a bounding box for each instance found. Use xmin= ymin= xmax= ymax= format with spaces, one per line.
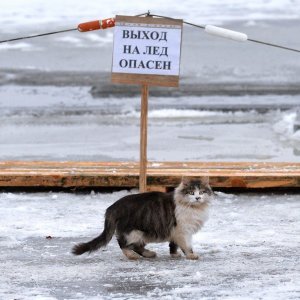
xmin=72 ymin=213 xmax=116 ymax=255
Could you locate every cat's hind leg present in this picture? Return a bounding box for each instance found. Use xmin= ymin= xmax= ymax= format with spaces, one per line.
xmin=121 ymin=248 xmax=141 ymax=260
xmin=133 ymin=244 xmax=157 ymax=258
xmin=117 ymin=230 xmax=157 ymax=259
xmin=141 ymin=249 xmax=157 ymax=258
xmin=117 ymin=233 xmax=141 ymax=260
xmin=124 ymin=230 xmax=156 ymax=258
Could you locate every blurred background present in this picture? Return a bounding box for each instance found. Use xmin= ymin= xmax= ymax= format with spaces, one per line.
xmin=0 ymin=0 xmax=299 ymax=161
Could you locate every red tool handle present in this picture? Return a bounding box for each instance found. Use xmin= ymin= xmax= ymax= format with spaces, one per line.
xmin=77 ymin=18 xmax=115 ymax=32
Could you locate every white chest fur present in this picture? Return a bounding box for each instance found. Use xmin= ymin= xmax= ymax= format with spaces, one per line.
xmin=175 ymin=204 xmax=209 ymax=235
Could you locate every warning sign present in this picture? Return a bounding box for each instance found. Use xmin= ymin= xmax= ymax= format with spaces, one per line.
xmin=112 ymin=15 xmax=183 ymax=87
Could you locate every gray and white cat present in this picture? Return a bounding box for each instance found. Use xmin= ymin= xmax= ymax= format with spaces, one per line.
xmin=72 ymin=177 xmax=213 ymax=260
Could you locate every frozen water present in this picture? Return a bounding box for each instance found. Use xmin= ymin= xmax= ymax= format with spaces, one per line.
xmin=0 ymin=42 xmax=40 ymax=51
xmin=0 ymin=191 xmax=299 ymax=299
xmin=0 ymin=85 xmax=299 ymax=162
xmin=1 ymin=0 xmax=300 ymax=33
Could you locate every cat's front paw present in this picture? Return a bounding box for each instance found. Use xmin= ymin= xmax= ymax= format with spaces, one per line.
xmin=186 ymin=253 xmax=199 ymax=260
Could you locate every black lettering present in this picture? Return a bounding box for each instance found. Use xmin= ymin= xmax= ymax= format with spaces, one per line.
xmin=119 ymin=59 xmax=128 ymax=68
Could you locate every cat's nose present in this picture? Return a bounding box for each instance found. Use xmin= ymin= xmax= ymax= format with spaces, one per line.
xmin=195 ymin=197 xmax=200 ymax=201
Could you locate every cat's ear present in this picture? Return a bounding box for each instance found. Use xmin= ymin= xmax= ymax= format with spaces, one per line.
xmin=200 ymin=176 xmax=210 ymax=186
xmin=182 ymin=177 xmax=191 ymax=186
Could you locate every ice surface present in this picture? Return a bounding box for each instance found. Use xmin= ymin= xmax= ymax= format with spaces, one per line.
xmin=0 ymin=42 xmax=37 ymax=51
xmin=0 ymin=0 xmax=300 ymax=32
xmin=0 ymin=191 xmax=299 ymax=299
xmin=0 ymin=85 xmax=299 ymax=162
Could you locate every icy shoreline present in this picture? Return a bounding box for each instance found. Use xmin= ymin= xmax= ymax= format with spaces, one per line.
xmin=2 ymin=69 xmax=300 ymax=98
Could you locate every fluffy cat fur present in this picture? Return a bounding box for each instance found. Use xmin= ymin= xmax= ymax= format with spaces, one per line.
xmin=72 ymin=177 xmax=213 ymax=260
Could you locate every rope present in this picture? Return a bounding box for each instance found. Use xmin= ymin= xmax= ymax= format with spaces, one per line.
xmin=0 ymin=12 xmax=299 ymax=54
xmin=247 ymin=38 xmax=300 ymax=53
xmin=149 ymin=13 xmax=206 ymax=29
xmin=0 ymin=28 xmax=77 ymax=44
xmin=0 ymin=12 xmax=149 ymax=44
xmin=149 ymin=13 xmax=300 ymax=54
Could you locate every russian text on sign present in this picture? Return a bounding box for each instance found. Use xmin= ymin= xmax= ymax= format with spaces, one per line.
xmin=112 ymin=15 xmax=182 ymax=86
xmin=122 ymin=30 xmax=168 ymax=41
xmin=119 ymin=59 xmax=171 ymax=70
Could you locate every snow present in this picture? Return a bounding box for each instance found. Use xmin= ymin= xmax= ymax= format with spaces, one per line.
xmin=0 ymin=191 xmax=299 ymax=299
xmin=125 ymin=109 xmax=249 ymax=119
xmin=273 ymin=111 xmax=297 ymax=137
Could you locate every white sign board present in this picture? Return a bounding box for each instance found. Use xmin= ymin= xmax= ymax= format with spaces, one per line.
xmin=112 ymin=15 xmax=182 ymax=87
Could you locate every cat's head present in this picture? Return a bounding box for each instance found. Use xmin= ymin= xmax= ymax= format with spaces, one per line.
xmin=175 ymin=177 xmax=213 ymax=205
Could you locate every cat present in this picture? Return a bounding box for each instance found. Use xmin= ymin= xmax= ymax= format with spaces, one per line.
xmin=72 ymin=177 xmax=213 ymax=260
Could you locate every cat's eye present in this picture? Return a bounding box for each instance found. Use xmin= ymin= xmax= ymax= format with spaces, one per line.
xmin=189 ymin=191 xmax=194 ymax=195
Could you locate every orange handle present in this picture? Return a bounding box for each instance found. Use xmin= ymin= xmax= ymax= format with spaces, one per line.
xmin=101 ymin=18 xmax=115 ymax=29
xmin=78 ymin=18 xmax=115 ymax=32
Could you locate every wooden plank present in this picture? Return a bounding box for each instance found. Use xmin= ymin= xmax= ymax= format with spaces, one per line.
xmin=0 ymin=161 xmax=300 ymax=171
xmin=0 ymin=161 xmax=299 ymax=190
xmin=116 ymin=15 xmax=183 ymax=26
xmin=0 ymin=162 xmax=299 ymax=174
xmin=111 ymin=73 xmax=179 ymax=87
xmin=1 ymin=161 xmax=299 ymax=169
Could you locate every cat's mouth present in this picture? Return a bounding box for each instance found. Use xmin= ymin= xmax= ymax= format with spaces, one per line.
xmin=195 ymin=196 xmax=211 ymax=204
xmin=193 ymin=198 xmax=205 ymax=203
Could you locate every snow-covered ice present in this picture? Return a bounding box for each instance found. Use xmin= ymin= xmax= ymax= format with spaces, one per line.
xmin=0 ymin=191 xmax=299 ymax=299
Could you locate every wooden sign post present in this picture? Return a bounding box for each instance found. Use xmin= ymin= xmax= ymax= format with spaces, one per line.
xmin=140 ymin=84 xmax=149 ymax=192
xmin=111 ymin=15 xmax=183 ymax=192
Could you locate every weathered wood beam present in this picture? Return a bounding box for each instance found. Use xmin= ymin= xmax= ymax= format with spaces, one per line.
xmin=0 ymin=161 xmax=299 ymax=190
